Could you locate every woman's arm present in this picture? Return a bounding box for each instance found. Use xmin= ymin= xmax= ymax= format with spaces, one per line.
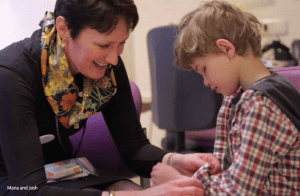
xmin=161 ymin=152 xmax=221 ymax=177
xmin=0 ymin=66 xmax=102 ymax=196
xmin=101 ymin=57 xmax=167 ymax=177
xmin=101 ymin=177 xmax=205 ymax=196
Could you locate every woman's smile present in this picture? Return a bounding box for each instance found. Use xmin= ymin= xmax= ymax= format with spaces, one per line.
xmin=93 ymin=61 xmax=107 ymax=67
xmin=63 ymin=17 xmax=129 ymax=80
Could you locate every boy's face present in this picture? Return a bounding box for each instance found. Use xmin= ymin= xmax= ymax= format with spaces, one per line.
xmin=191 ymin=53 xmax=240 ymax=96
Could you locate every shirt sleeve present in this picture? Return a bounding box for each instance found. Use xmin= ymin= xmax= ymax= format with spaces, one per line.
xmin=213 ymin=95 xmax=232 ymax=164
xmin=101 ymin=57 xmax=168 ymax=178
xmin=0 ymin=67 xmax=102 ymax=196
xmin=193 ymin=94 xmax=298 ymax=195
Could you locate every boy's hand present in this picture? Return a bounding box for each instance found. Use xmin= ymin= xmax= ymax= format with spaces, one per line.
xmin=169 ymin=153 xmax=221 ymax=176
xmin=150 ymin=163 xmax=184 ymax=186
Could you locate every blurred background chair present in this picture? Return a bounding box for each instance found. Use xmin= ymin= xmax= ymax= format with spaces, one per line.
xmin=69 ymin=80 xmax=149 ymax=187
xmin=147 ymin=25 xmax=223 ymax=153
xmin=273 ymin=66 xmax=300 ymax=91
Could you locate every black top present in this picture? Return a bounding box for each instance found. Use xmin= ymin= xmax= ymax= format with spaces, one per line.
xmin=249 ymin=72 xmax=300 ymax=131
xmin=0 ymin=29 xmax=167 ymax=195
xmin=231 ymin=71 xmax=300 ymax=131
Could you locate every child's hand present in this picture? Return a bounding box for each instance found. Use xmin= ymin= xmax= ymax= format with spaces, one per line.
xmin=150 ymin=163 xmax=184 ymax=186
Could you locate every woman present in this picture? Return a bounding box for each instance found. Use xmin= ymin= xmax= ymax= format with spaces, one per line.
xmin=0 ymin=0 xmax=219 ymax=195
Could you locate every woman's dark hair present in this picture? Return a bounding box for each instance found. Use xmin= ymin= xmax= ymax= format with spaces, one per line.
xmin=54 ymin=0 xmax=139 ymax=39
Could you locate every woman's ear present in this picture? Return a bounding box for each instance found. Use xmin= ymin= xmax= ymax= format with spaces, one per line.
xmin=56 ymin=16 xmax=71 ymax=41
xmin=216 ymin=39 xmax=236 ymax=59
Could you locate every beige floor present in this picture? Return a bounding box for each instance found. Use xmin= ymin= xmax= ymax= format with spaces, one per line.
xmin=140 ymin=110 xmax=166 ymax=149
xmin=131 ymin=108 xmax=166 ymax=185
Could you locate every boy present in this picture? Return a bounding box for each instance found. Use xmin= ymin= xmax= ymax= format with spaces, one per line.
xmin=150 ymin=1 xmax=300 ymax=195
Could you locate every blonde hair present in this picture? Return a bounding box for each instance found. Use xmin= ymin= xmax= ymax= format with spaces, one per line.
xmin=174 ymin=1 xmax=262 ymax=70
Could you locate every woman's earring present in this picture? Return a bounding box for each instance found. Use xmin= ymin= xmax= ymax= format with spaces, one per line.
xmin=61 ymin=40 xmax=65 ymax=48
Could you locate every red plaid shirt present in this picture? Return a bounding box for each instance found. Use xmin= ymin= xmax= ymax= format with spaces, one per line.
xmin=193 ymin=88 xmax=300 ymax=195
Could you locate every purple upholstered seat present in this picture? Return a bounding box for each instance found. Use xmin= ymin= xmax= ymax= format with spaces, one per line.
xmin=273 ymin=66 xmax=300 ymax=91
xmin=69 ymin=80 xmax=142 ymax=178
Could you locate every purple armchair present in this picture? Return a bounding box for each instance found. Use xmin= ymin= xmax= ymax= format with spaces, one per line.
xmin=69 ymin=80 xmax=142 ymax=178
xmin=273 ymin=66 xmax=300 ymax=91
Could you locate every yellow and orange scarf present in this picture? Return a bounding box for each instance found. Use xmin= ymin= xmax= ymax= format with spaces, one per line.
xmin=40 ymin=12 xmax=117 ymax=129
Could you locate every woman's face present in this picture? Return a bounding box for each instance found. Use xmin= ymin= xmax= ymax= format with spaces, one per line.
xmin=63 ymin=18 xmax=129 ymax=79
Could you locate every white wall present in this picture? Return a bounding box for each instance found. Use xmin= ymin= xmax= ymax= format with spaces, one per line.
xmin=0 ymin=0 xmax=57 ymax=50
xmin=130 ymin=0 xmax=300 ymax=101
xmin=243 ymin=0 xmax=300 ymax=46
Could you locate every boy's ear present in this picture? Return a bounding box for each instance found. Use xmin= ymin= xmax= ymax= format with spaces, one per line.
xmin=216 ymin=39 xmax=236 ymax=59
xmin=56 ymin=16 xmax=71 ymax=41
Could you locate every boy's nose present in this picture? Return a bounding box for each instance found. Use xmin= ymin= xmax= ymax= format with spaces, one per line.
xmin=203 ymin=77 xmax=210 ymax=86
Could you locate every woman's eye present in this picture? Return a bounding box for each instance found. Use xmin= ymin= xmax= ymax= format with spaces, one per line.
xmin=98 ymin=44 xmax=110 ymax=49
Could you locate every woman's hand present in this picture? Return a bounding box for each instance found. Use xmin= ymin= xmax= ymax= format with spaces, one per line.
xmin=144 ymin=177 xmax=205 ymax=196
xmin=163 ymin=153 xmax=221 ymax=177
xmin=102 ymin=177 xmax=205 ymax=196
xmin=151 ymin=162 xmax=184 ymax=186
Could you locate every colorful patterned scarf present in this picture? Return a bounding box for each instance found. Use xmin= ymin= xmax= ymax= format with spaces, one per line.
xmin=40 ymin=12 xmax=117 ymax=129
